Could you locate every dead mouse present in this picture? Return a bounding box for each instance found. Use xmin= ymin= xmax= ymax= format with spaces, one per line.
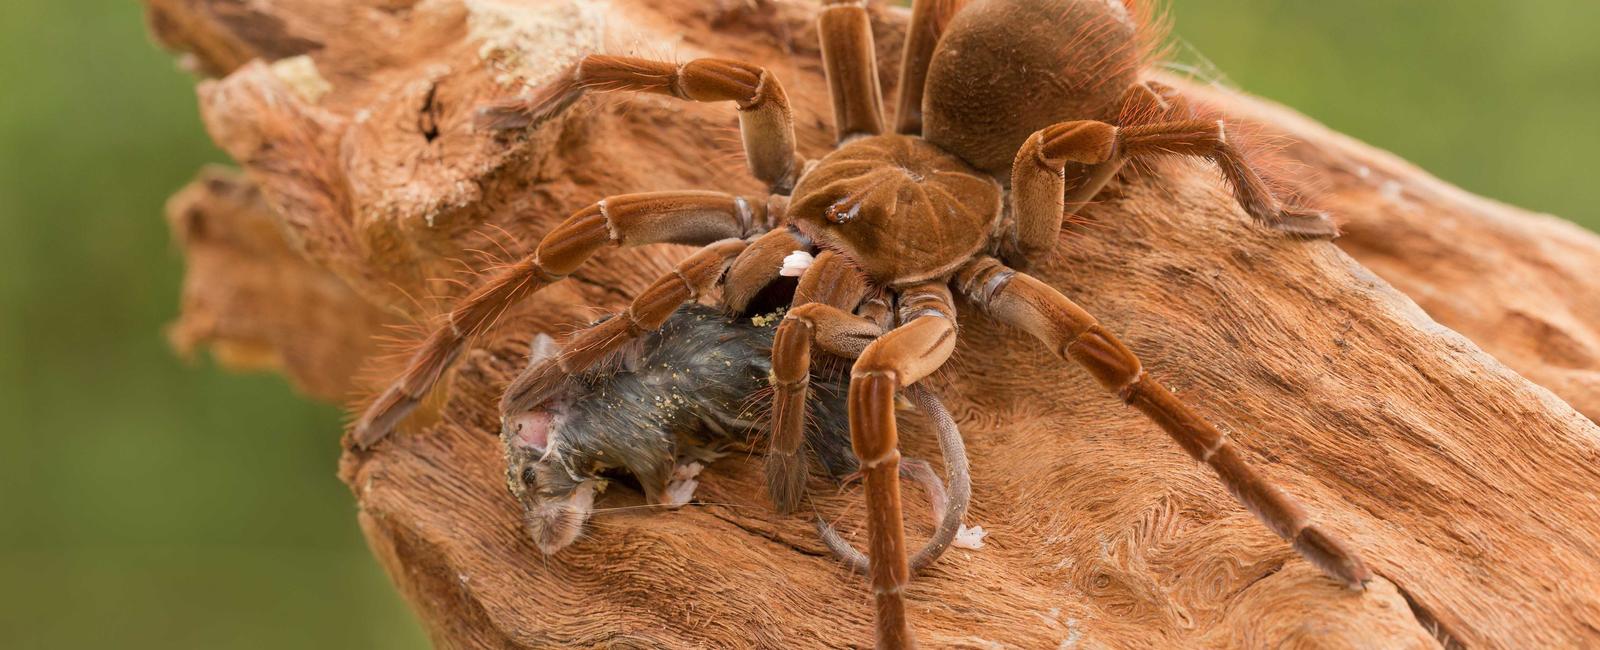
xmin=501 ymin=304 xmax=858 ymax=554
xmin=499 ymin=304 xmax=972 ymax=559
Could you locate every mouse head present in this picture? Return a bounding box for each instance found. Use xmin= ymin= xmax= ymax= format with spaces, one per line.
xmin=501 ymin=333 xmax=599 ymax=555
xmin=501 ymin=330 xmax=691 ymax=554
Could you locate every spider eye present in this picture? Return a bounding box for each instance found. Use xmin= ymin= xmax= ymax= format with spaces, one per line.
xmin=825 ymin=199 xmax=861 ymax=224
xmin=521 ymin=466 xmax=539 ymax=485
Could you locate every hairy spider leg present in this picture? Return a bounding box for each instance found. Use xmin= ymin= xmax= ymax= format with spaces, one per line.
xmin=1118 ymin=79 xmax=1197 ymax=125
xmin=956 ymin=257 xmax=1373 ymax=591
xmin=1008 ymin=116 xmax=1337 ymax=265
xmin=494 ymin=238 xmax=751 ymax=464
xmin=845 ymin=282 xmax=960 ymax=650
xmin=351 ymin=191 xmax=772 ymax=448
xmin=771 ymin=251 xmax=975 ymax=582
xmin=819 ymin=0 xmax=888 ymax=141
xmin=894 ymin=0 xmax=967 ymax=136
xmin=1049 ymin=80 xmax=1198 ymax=226
xmin=817 ymin=382 xmax=973 ymax=575
xmin=479 ymin=55 xmax=804 ymax=194
xmin=769 ymin=252 xmax=880 ymax=510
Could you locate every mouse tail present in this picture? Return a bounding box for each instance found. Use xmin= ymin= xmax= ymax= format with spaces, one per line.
xmin=816 ymin=382 xmax=972 ymax=575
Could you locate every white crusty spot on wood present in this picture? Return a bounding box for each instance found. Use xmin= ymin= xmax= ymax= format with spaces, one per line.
xmin=1058 ymin=618 xmax=1083 ymax=649
xmin=953 ymin=524 xmax=987 ymax=550
xmin=269 ymin=55 xmax=333 ymax=104
xmin=467 ymin=0 xmax=607 ymax=87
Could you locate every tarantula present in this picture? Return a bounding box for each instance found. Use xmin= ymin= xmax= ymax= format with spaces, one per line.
xmin=353 ymin=0 xmax=1371 ymax=645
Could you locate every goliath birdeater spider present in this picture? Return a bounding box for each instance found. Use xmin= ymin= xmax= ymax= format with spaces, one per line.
xmin=353 ymin=0 xmax=1371 ymax=646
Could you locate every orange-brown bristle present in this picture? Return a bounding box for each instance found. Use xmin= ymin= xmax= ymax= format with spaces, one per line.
xmin=1052 ymin=0 xmax=1172 ymax=103
xmin=706 ymin=124 xmax=753 ymax=180
xmin=1116 ymin=91 xmax=1170 ymax=129
xmin=1192 ymin=99 xmax=1334 ymax=217
xmin=1120 ymin=0 xmax=1175 ymax=70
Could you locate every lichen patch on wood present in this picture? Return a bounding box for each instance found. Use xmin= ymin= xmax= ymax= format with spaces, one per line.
xmin=466 ymin=0 xmax=606 ymax=86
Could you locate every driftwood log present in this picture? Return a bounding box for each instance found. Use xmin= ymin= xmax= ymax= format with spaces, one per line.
xmin=146 ymin=1 xmax=1600 ymax=647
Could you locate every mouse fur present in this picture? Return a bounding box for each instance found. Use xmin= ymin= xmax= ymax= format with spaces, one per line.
xmin=502 ymin=304 xmax=855 ymax=554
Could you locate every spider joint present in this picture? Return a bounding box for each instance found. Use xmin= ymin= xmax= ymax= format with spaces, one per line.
xmin=733 ymin=196 xmax=756 ymax=236
xmin=1116 ymin=370 xmax=1146 ymax=404
xmin=595 ymin=199 xmax=621 ymax=242
xmin=738 ymin=71 xmax=770 ymax=112
xmin=981 ymin=268 xmax=1015 ymax=304
xmin=668 ymin=63 xmax=691 ymax=101
xmin=769 ymin=373 xmax=809 ymax=390
xmin=859 ymin=448 xmax=900 ymax=470
xmin=672 ymin=269 xmax=698 ymax=299
xmin=901 ymin=307 xmax=951 ymax=323
xmin=528 ymin=262 xmax=564 ymax=285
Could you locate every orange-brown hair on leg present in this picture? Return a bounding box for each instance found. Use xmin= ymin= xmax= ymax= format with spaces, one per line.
xmin=1116 ymin=81 xmax=1335 ymax=231
xmin=767 ymin=251 xmax=878 ymax=512
xmin=477 ymin=55 xmax=804 ymax=193
xmin=495 ymin=238 xmax=750 ymax=421
xmin=893 ymin=0 xmax=967 ymax=136
xmin=818 ymin=0 xmax=888 ymax=141
xmin=350 ymin=191 xmax=771 ymax=448
xmin=955 ymin=256 xmax=1373 ymax=591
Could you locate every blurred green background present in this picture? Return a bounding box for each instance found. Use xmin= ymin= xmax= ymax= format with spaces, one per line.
xmin=0 ymin=1 xmax=1594 ymax=648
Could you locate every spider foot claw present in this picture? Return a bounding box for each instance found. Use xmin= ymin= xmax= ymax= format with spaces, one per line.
xmin=475 ymin=66 xmax=584 ymax=134
xmin=1271 ymin=207 xmax=1340 ymax=239
xmin=1292 ymin=525 xmax=1373 ymax=591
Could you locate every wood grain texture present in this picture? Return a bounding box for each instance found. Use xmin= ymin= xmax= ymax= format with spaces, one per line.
xmin=1170 ymin=77 xmax=1600 ymax=425
xmin=164 ymin=166 xmax=386 ymax=402
xmin=147 ymin=1 xmax=1600 ymax=647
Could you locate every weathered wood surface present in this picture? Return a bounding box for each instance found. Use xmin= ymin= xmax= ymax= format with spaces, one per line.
xmin=165 ymin=165 xmax=388 ymax=401
xmin=147 ymin=1 xmax=1600 ymax=647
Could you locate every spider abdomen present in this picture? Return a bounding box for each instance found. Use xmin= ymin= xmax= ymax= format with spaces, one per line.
xmin=922 ymin=0 xmax=1146 ymax=177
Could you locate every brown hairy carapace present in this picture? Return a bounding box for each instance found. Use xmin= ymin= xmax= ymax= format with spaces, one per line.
xmin=350 ymin=0 xmax=1360 ymax=646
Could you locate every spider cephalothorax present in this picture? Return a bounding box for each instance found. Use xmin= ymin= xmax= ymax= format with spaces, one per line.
xmin=352 ymin=0 xmax=1369 ymax=646
xmin=790 ymin=135 xmax=1002 ymax=285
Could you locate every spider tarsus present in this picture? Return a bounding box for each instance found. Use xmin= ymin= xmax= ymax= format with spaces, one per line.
xmin=350 ymin=385 xmax=418 ymax=449
xmin=1273 ymin=207 xmax=1341 ymax=239
xmin=475 ymin=94 xmax=577 ymax=133
xmin=1293 ymin=524 xmax=1373 ymax=591
xmin=765 ymin=450 xmax=810 ymax=514
xmin=474 ymin=99 xmax=537 ymax=132
xmin=475 ymin=67 xmax=585 ymax=134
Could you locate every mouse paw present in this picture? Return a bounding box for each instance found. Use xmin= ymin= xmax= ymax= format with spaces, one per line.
xmin=662 ymin=462 xmax=704 ymax=508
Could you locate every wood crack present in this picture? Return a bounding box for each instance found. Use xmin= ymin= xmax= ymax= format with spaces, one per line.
xmin=704 ymin=506 xmax=831 ymax=560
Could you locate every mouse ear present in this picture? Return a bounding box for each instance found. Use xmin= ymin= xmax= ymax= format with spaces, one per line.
xmin=505 ymin=410 xmax=554 ymax=455
xmin=528 ymin=333 xmax=561 ymax=365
